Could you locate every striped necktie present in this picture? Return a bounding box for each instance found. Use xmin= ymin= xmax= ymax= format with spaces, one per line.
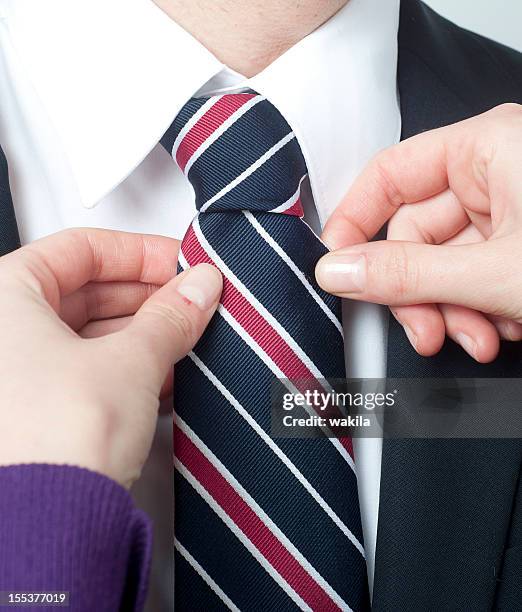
xmin=162 ymin=93 xmax=369 ymax=611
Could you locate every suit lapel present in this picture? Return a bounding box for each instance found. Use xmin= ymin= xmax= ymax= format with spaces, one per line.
xmin=373 ymin=2 xmax=522 ymax=610
xmin=0 ymin=144 xmax=20 ymax=256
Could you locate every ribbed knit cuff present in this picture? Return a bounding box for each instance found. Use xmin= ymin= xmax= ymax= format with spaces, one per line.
xmin=0 ymin=464 xmax=152 ymax=612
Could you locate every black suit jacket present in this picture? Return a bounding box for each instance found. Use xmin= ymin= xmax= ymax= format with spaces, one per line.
xmin=0 ymin=1 xmax=521 ymax=610
xmin=373 ymin=2 xmax=522 ymax=611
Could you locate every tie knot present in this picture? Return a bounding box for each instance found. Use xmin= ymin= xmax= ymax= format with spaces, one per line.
xmin=163 ymin=93 xmax=307 ymax=216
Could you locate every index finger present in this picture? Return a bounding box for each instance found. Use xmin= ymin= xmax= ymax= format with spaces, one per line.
xmin=321 ymin=122 xmax=455 ymax=249
xmin=6 ymin=228 xmax=180 ymax=305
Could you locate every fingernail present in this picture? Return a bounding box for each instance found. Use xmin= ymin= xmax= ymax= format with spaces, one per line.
xmin=177 ymin=263 xmax=222 ymax=311
xmin=456 ymin=332 xmax=477 ymax=359
xmin=403 ymin=324 xmax=418 ymax=350
xmin=316 ymin=254 xmax=366 ymax=293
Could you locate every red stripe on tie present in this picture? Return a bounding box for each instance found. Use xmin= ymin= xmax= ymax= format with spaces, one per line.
xmin=182 ymin=225 xmax=355 ymax=460
xmin=284 ymin=197 xmax=304 ymax=217
xmin=175 ymin=425 xmax=342 ymax=612
xmin=183 ymin=226 xmax=318 ymax=382
xmin=176 ymin=94 xmax=257 ymax=172
xmin=339 ymin=436 xmax=353 ymax=457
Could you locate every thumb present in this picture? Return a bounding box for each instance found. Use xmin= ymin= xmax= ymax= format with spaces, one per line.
xmin=315 ymin=239 xmax=510 ymax=313
xmin=117 ymin=263 xmax=222 ymax=390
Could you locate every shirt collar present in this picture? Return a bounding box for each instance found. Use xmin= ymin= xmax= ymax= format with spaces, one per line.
xmin=249 ymin=0 xmax=401 ymax=224
xmin=3 ymin=0 xmax=400 ymax=215
xmin=3 ymin=0 xmax=224 ymax=208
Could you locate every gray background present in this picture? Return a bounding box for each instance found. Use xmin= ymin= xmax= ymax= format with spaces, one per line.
xmin=425 ymin=0 xmax=522 ymax=51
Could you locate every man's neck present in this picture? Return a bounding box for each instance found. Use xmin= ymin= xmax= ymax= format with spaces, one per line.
xmin=153 ymin=0 xmax=348 ymax=77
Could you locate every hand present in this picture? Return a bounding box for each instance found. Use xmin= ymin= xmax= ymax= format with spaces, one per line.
xmin=0 ymin=228 xmax=222 ymax=488
xmin=315 ymin=103 xmax=522 ymax=362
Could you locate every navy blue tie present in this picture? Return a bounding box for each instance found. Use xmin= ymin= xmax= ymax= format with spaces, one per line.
xmin=162 ymin=93 xmax=369 ymax=611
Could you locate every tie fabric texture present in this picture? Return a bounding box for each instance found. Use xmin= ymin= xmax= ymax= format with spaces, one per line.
xmin=161 ymin=92 xmax=369 ymax=611
xmin=0 ymin=145 xmax=20 ymax=257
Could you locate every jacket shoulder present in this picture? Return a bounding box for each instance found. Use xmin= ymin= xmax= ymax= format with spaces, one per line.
xmin=399 ymin=0 xmax=522 ymax=111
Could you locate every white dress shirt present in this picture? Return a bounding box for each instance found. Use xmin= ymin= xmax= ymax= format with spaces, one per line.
xmin=0 ymin=0 xmax=400 ymax=601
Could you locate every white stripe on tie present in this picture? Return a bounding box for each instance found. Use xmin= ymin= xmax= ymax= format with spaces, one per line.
xmin=177 ymin=416 xmax=353 ymax=612
xmin=199 ymin=132 xmax=296 ymax=212
xmin=172 ymin=96 xmax=223 ymax=159
xmin=243 ymin=210 xmax=344 ymax=336
xmin=184 ymin=95 xmax=264 ymax=176
xmin=192 ymin=217 xmax=328 ymax=382
xmin=188 ymin=351 xmax=363 ymax=552
xmin=174 ymin=539 xmax=241 ymax=612
xmin=269 ymin=174 xmax=307 ymax=214
xmin=175 ymin=459 xmax=313 ymax=612
xmin=181 ymin=226 xmax=356 ymax=473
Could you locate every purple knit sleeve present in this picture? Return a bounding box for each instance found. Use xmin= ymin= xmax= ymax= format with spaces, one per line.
xmin=0 ymin=465 xmax=152 ymax=611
